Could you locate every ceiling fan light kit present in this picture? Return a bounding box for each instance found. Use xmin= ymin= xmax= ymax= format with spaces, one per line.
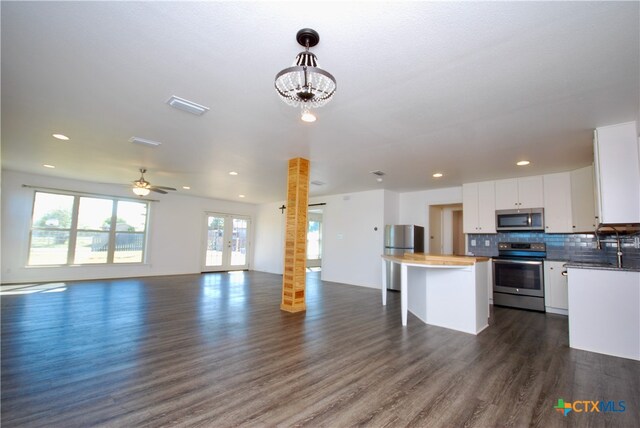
xmin=132 ymin=168 xmax=176 ymax=196
xmin=275 ymin=28 xmax=336 ymax=122
xmin=132 ymin=186 xmax=151 ymax=196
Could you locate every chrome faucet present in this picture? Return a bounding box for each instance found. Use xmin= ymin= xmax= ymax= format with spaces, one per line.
xmin=615 ymin=230 xmax=623 ymax=268
xmin=595 ymin=225 xmax=602 ymax=250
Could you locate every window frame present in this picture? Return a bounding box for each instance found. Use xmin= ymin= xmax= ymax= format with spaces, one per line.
xmin=27 ymin=190 xmax=150 ymax=266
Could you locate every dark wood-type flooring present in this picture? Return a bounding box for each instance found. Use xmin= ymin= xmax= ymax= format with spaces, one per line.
xmin=1 ymin=271 xmax=638 ymax=427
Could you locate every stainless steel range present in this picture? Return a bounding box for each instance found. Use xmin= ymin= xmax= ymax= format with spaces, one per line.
xmin=492 ymin=242 xmax=546 ymax=312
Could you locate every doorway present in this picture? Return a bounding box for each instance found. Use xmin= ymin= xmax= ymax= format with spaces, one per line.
xmin=306 ymin=209 xmax=322 ymax=271
xmin=202 ymin=213 xmax=251 ymax=272
xmin=428 ymin=204 xmax=464 ymax=255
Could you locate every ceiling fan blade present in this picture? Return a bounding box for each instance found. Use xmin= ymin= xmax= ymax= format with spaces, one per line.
xmin=149 ymin=188 xmax=168 ymax=194
xmin=151 ymin=186 xmax=177 ymax=191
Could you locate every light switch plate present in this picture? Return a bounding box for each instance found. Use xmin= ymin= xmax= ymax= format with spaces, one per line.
xmin=471 ymin=239 xmax=476 ymax=246
xmin=485 ymin=240 xmax=490 ymax=247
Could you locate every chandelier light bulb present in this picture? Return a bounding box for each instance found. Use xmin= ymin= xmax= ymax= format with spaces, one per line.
xmin=301 ymin=108 xmax=316 ymax=123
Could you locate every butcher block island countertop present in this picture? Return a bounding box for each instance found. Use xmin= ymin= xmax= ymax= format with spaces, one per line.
xmin=382 ymin=253 xmax=490 ymax=266
xmin=381 ymin=253 xmax=490 ymax=334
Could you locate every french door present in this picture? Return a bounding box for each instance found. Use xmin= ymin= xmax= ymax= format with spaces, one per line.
xmin=203 ymin=213 xmax=250 ymax=272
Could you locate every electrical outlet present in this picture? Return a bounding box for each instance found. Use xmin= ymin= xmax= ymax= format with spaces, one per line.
xmin=471 ymin=239 xmax=476 ymax=246
xmin=485 ymin=240 xmax=490 ymax=247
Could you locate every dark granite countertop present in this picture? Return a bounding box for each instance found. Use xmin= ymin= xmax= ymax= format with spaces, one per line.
xmin=564 ymin=262 xmax=640 ymax=272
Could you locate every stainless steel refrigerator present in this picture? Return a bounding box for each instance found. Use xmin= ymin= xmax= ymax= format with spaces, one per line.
xmin=384 ymin=225 xmax=425 ymax=291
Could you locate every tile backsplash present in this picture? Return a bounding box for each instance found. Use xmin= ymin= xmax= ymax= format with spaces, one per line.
xmin=468 ymin=232 xmax=640 ymax=268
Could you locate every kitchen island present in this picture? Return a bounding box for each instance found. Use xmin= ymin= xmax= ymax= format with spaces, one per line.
xmin=381 ymin=253 xmax=490 ymax=334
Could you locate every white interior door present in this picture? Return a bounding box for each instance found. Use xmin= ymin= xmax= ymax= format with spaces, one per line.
xmin=203 ymin=213 xmax=250 ymax=271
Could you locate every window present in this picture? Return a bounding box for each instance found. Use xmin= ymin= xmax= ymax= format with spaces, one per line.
xmin=28 ymin=191 xmax=149 ymax=266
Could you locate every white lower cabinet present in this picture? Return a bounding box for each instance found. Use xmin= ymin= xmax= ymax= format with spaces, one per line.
xmin=544 ymin=261 xmax=568 ymax=315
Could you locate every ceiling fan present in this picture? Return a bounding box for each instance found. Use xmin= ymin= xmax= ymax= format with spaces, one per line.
xmin=132 ymin=168 xmax=176 ymax=196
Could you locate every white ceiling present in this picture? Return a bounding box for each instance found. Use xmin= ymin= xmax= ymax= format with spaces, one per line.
xmin=2 ymin=1 xmax=639 ymax=204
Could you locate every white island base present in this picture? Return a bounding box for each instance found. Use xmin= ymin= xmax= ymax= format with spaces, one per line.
xmin=382 ymin=256 xmax=489 ymax=335
xmin=568 ymin=267 xmax=640 ymax=361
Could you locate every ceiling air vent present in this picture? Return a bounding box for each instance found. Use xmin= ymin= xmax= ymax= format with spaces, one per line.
xmin=129 ymin=136 xmax=162 ymax=147
xmin=370 ymin=170 xmax=385 ymax=177
xmin=311 ymin=180 xmax=325 ymax=186
xmin=166 ymin=95 xmax=210 ymax=116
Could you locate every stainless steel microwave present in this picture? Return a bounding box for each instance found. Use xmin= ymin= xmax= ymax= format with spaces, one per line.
xmin=496 ymin=208 xmax=545 ymax=231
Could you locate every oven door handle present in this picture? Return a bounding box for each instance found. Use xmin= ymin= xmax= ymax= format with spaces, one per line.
xmin=493 ymin=259 xmax=543 ymax=266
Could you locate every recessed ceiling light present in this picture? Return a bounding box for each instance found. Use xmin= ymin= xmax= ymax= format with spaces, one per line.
xmin=166 ymin=95 xmax=210 ymax=116
xmin=229 ymin=171 xmax=239 ymax=176
xmin=43 ymin=164 xmax=55 ymax=168
xmin=517 ymin=160 xmax=531 ymax=166
xmin=129 ymin=136 xmax=162 ymax=147
xmin=52 ymin=134 xmax=69 ymax=140
xmin=432 ymin=173 xmax=443 ymax=178
xmin=182 ymin=186 xmax=191 ymax=190
xmin=238 ymin=194 xmax=245 ymax=198
xmin=376 ymin=177 xmax=383 ymax=183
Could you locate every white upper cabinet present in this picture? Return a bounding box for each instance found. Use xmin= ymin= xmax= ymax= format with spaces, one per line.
xmin=495 ymin=176 xmax=544 ymax=210
xmin=594 ymin=121 xmax=640 ymax=224
xmin=570 ymin=165 xmax=598 ymax=232
xmin=462 ymin=181 xmax=496 ymax=234
xmin=543 ymin=173 xmax=572 ymax=233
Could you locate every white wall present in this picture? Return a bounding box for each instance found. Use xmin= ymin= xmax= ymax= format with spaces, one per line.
xmin=252 ymin=200 xmax=285 ymax=274
xmin=319 ymin=190 xmax=386 ymax=288
xmin=253 ymin=189 xmax=390 ymax=289
xmin=383 ymin=190 xmax=399 ymax=225
xmin=1 ymin=170 xmax=257 ymax=283
xmin=399 ymin=186 xmax=463 ymax=252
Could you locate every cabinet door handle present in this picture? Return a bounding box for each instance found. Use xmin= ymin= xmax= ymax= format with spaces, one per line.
xmin=561 ymin=271 xmax=568 ymax=276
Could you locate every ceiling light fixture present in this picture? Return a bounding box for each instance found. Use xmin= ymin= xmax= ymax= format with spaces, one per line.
xmin=433 ymin=173 xmax=443 ymax=178
xmin=182 ymin=186 xmax=191 ymax=190
xmin=275 ymin=28 xmax=336 ymax=122
xmin=238 ymin=194 xmax=245 ymax=198
xmin=229 ymin=171 xmax=238 ymax=176
xmin=517 ymin=160 xmax=531 ymax=166
xmin=43 ymin=164 xmax=55 ymax=168
xmin=52 ymin=134 xmax=69 ymax=140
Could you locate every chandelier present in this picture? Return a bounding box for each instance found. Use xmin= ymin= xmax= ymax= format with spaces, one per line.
xmin=275 ymin=28 xmax=336 ymax=122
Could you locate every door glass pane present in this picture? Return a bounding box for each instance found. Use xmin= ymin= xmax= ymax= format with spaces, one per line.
xmin=114 ymin=233 xmax=144 ymax=263
xmin=230 ymin=218 xmax=248 ymax=266
xmin=75 ymin=231 xmax=109 ymax=264
xmin=206 ymin=216 xmax=225 ymax=267
xmin=307 ymin=220 xmax=321 ymax=260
